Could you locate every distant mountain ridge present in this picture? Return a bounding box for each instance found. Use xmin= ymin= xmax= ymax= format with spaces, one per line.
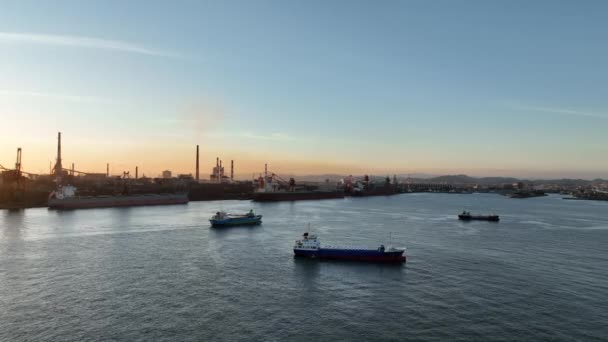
xmin=421 ymin=175 xmax=519 ymax=185
xmin=411 ymin=174 xmax=605 ymax=186
xmin=294 ymin=173 xmax=605 ymax=185
xmin=296 ymin=173 xmax=437 ymax=183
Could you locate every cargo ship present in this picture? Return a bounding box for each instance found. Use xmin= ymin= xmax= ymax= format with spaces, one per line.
xmin=252 ymin=172 xmax=344 ymax=202
xmin=351 ymin=186 xmax=396 ymax=197
xmin=210 ymin=210 xmax=262 ymax=227
xmin=293 ymin=232 xmax=406 ymax=263
xmin=506 ymin=190 xmax=547 ymax=198
xmin=344 ymin=175 xmax=397 ymax=197
xmin=48 ymin=185 xmax=189 ymax=209
xmin=45 ymin=132 xmax=189 ymax=209
xmin=458 ymin=211 xmax=499 ymax=222
xmin=253 ymin=190 xmax=344 ymax=202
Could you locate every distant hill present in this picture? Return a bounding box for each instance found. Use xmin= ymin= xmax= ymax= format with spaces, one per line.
xmin=418 ymin=176 xmax=605 ymax=186
xmin=419 ymin=175 xmax=519 ymax=185
xmin=297 ymin=173 xmax=438 ymax=182
xmin=528 ymin=178 xmax=605 ymax=187
xmin=286 ymin=173 xmax=605 ymax=186
xmin=396 ymin=173 xmax=438 ymax=179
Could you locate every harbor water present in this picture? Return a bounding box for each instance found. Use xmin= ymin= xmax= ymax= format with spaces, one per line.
xmin=1 ymin=194 xmax=607 ymax=341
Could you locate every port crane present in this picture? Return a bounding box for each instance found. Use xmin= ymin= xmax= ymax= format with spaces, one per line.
xmin=0 ymin=148 xmax=40 ymax=177
xmin=265 ymin=172 xmax=295 ymax=191
xmin=271 ymin=173 xmax=295 ymax=189
xmin=256 ymin=167 xmax=296 ymax=192
xmin=0 ymin=148 xmax=40 ymax=202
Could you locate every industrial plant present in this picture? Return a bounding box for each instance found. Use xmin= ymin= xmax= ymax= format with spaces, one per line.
xmin=0 ymin=132 xmax=253 ymax=209
xmin=1 ymin=132 xmax=606 ymax=210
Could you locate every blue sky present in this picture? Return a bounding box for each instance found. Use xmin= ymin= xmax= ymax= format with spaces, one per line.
xmin=0 ymin=1 xmax=607 ymax=178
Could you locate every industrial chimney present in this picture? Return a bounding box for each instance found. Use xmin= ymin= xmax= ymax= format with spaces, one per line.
xmin=196 ymin=145 xmax=200 ymax=182
xmin=220 ymin=160 xmax=223 ymax=181
xmin=231 ymin=160 xmax=234 ymax=181
xmin=135 ymin=166 xmax=138 ymax=179
xmin=54 ymin=132 xmax=63 ymax=179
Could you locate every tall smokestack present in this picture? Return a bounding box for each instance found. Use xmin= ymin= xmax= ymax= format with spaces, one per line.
xmin=71 ymin=163 xmax=74 ymax=176
xmin=135 ymin=166 xmax=138 ymax=179
xmin=215 ymin=157 xmax=219 ymax=183
xmin=265 ymin=163 xmax=268 ymax=178
xmin=106 ymin=163 xmax=109 ymax=177
xmin=196 ymin=145 xmax=200 ymax=181
xmin=231 ymin=160 xmax=234 ymax=181
xmin=54 ymin=132 xmax=63 ymax=179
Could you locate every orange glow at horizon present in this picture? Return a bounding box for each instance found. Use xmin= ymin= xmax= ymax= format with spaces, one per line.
xmin=1 ymin=130 xmax=607 ymax=180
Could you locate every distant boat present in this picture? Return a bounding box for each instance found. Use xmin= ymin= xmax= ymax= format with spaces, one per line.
xmin=458 ymin=211 xmax=499 ymax=222
xmin=506 ymin=190 xmax=547 ymax=198
xmin=210 ymin=210 xmax=262 ymax=227
xmin=293 ymin=232 xmax=406 ymax=263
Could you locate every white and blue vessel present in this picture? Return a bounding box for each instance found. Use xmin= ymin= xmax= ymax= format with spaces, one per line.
xmin=210 ymin=210 xmax=262 ymax=227
xmin=293 ymin=232 xmax=406 ymax=263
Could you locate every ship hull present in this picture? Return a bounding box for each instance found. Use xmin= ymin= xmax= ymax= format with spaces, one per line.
xmin=458 ymin=215 xmax=499 ymax=222
xmin=294 ymin=248 xmax=406 ymax=263
xmin=349 ymin=187 xmax=397 ymax=197
xmin=253 ymin=191 xmax=344 ymax=202
xmin=210 ymin=215 xmax=262 ymax=227
xmin=48 ymin=193 xmax=189 ymax=209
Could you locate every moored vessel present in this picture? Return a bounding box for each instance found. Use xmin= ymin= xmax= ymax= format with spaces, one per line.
xmin=48 ymin=185 xmax=189 ymax=209
xmin=293 ymin=232 xmax=406 ymax=263
xmin=210 ymin=210 xmax=262 ymax=227
xmin=343 ymin=175 xmax=397 ymax=197
xmin=253 ymin=171 xmax=344 ymax=202
xmin=458 ymin=211 xmax=499 ymax=222
xmin=506 ymin=190 xmax=547 ymax=198
xmin=253 ymin=190 xmax=344 ymax=202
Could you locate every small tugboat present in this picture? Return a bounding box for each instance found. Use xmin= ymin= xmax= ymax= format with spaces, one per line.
xmin=210 ymin=209 xmax=262 ymax=227
xmin=293 ymin=232 xmax=406 ymax=263
xmin=458 ymin=211 xmax=500 ymax=222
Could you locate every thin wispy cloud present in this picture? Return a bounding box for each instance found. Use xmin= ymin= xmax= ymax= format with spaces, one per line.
xmin=0 ymin=90 xmax=111 ymax=103
xmin=207 ymin=131 xmax=296 ymax=141
xmin=0 ymin=32 xmax=178 ymax=58
xmin=241 ymin=132 xmax=295 ymax=141
xmin=512 ymin=105 xmax=608 ymax=120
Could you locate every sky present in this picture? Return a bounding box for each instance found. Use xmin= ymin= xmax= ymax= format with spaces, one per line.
xmin=0 ymin=0 xmax=607 ymax=179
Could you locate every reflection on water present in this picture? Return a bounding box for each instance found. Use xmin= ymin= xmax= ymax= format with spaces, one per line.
xmin=293 ymin=256 xmax=321 ymax=288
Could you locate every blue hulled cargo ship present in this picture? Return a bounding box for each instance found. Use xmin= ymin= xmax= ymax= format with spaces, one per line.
xmin=293 ymin=232 xmax=406 ymax=263
xmin=210 ymin=210 xmax=262 ymax=227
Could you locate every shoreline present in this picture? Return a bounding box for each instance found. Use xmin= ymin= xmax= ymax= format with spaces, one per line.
xmin=1 ymin=191 xmax=589 ymax=211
